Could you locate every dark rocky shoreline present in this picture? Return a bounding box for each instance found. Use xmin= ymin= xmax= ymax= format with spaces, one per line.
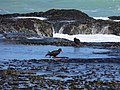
xmin=0 ymin=59 xmax=120 ymax=90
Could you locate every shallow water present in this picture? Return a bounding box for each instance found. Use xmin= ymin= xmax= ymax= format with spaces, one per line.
xmin=0 ymin=42 xmax=118 ymax=61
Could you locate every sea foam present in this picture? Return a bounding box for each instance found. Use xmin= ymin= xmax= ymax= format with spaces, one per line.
xmin=53 ymin=33 xmax=120 ymax=42
xmin=93 ymin=17 xmax=109 ymax=20
xmin=16 ymin=17 xmax=47 ymax=20
xmin=93 ymin=17 xmax=120 ymax=22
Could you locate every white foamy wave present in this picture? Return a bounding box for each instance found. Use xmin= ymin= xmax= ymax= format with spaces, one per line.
xmin=93 ymin=17 xmax=109 ymax=20
xmin=113 ymin=20 xmax=120 ymax=22
xmin=16 ymin=17 xmax=47 ymax=20
xmin=27 ymin=37 xmax=41 ymax=39
xmin=0 ymin=9 xmax=10 ymax=14
xmin=53 ymin=33 xmax=120 ymax=42
xmin=93 ymin=17 xmax=120 ymax=22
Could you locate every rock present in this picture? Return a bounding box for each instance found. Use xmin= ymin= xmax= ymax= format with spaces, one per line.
xmin=0 ymin=9 xmax=120 ymax=42
xmin=109 ymin=21 xmax=120 ymax=36
xmin=3 ymin=37 xmax=75 ymax=46
xmin=0 ymin=18 xmax=53 ymax=38
xmin=53 ymin=18 xmax=120 ymax=36
xmin=0 ymin=9 xmax=94 ymax=21
xmin=108 ymin=16 xmax=120 ymax=20
xmin=43 ymin=9 xmax=94 ymax=20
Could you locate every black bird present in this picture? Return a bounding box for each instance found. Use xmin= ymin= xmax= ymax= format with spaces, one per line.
xmin=45 ymin=48 xmax=63 ymax=58
xmin=74 ymin=37 xmax=80 ymax=46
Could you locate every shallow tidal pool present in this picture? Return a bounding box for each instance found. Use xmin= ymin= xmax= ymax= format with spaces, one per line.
xmin=0 ymin=42 xmax=119 ymax=61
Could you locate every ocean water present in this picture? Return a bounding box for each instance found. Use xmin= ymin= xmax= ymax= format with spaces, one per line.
xmin=0 ymin=0 xmax=120 ymax=17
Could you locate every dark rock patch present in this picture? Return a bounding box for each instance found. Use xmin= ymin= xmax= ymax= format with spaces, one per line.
xmin=43 ymin=9 xmax=94 ymax=21
xmin=3 ymin=37 xmax=76 ymax=46
xmin=0 ymin=59 xmax=120 ymax=90
xmin=24 ymin=58 xmax=120 ymax=63
xmin=108 ymin=16 xmax=120 ymax=20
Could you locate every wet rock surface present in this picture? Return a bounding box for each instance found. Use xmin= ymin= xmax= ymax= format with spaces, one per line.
xmin=42 ymin=9 xmax=94 ymax=21
xmin=0 ymin=9 xmax=120 ymax=37
xmin=3 ymin=37 xmax=75 ymax=46
xmin=2 ymin=37 xmax=120 ymax=48
xmin=108 ymin=16 xmax=120 ymax=20
xmin=0 ymin=18 xmax=53 ymax=38
xmin=0 ymin=59 xmax=120 ymax=90
xmin=53 ymin=19 xmax=120 ymax=36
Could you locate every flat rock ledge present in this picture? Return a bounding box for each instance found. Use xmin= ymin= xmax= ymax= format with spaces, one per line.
xmin=3 ymin=37 xmax=76 ymax=46
xmin=2 ymin=37 xmax=120 ymax=48
xmin=22 ymin=58 xmax=120 ymax=64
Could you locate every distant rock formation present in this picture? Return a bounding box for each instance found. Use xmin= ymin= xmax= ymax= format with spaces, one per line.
xmin=108 ymin=16 xmax=120 ymax=20
xmin=0 ymin=9 xmax=120 ymax=41
xmin=42 ymin=9 xmax=94 ymax=21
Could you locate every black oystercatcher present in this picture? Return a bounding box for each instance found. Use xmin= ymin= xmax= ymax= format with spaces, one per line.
xmin=45 ymin=48 xmax=63 ymax=58
xmin=74 ymin=37 xmax=80 ymax=46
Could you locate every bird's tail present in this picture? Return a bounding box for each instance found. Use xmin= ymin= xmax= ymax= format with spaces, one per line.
xmin=45 ymin=51 xmax=50 ymax=57
xmin=45 ymin=54 xmax=48 ymax=57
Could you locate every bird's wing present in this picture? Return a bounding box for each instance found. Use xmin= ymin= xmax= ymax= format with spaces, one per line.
xmin=50 ymin=50 xmax=59 ymax=55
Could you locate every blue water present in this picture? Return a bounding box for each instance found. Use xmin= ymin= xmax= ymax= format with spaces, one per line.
xmin=0 ymin=42 xmax=116 ymax=61
xmin=0 ymin=0 xmax=120 ymax=17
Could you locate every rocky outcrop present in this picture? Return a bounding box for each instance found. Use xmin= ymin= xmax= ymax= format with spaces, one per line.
xmin=4 ymin=37 xmax=75 ymax=46
xmin=42 ymin=9 xmax=94 ymax=21
xmin=0 ymin=9 xmax=93 ymax=20
xmin=0 ymin=18 xmax=53 ymax=38
xmin=0 ymin=9 xmax=120 ymax=41
xmin=108 ymin=16 xmax=120 ymax=20
xmin=46 ymin=10 xmax=120 ymax=36
xmin=52 ymin=18 xmax=120 ymax=36
xmin=0 ymin=9 xmax=95 ymax=40
xmin=108 ymin=21 xmax=120 ymax=36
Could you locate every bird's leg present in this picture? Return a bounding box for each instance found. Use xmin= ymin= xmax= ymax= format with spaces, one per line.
xmin=53 ymin=56 xmax=61 ymax=61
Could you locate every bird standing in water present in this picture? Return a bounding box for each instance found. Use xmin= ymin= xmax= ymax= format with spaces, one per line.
xmin=74 ymin=37 xmax=80 ymax=46
xmin=45 ymin=48 xmax=63 ymax=58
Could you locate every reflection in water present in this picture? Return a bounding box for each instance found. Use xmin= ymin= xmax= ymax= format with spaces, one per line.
xmin=73 ymin=47 xmax=80 ymax=54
